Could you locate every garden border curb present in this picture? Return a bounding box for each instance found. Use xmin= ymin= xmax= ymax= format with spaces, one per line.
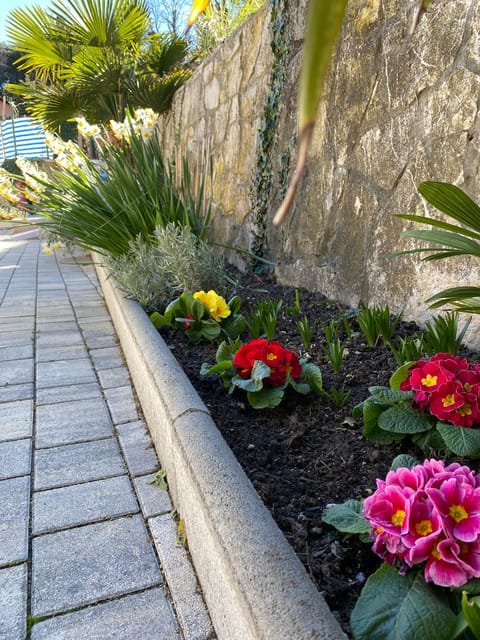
xmin=94 ymin=257 xmax=348 ymax=640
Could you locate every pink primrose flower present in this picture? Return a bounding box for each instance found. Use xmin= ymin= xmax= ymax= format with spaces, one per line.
xmin=363 ymin=484 xmax=411 ymax=536
xmin=403 ymin=491 xmax=443 ymax=562
xmin=364 ymin=460 xmax=480 ymax=588
xmin=427 ymin=477 xmax=480 ymax=542
xmin=424 ymin=537 xmax=473 ymax=587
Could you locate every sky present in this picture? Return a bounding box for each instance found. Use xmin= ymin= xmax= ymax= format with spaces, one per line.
xmin=0 ymin=0 xmax=52 ymax=44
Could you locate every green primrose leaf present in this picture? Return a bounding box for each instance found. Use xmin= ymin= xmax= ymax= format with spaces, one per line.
xmin=368 ymin=386 xmax=412 ymax=405
xmin=300 ymin=361 xmax=323 ymax=394
xmin=350 ymin=564 xmax=456 ymax=640
xmin=216 ymin=340 xmax=237 ymax=362
xmin=362 ymin=400 xmax=404 ymax=444
xmin=390 ymin=454 xmax=419 ymax=471
xmin=322 ymin=499 xmax=370 ymax=535
xmin=227 ymin=295 xmax=242 ymax=314
xmin=150 ymin=311 xmax=169 ymax=329
xmin=461 ymin=592 xmax=480 ymax=639
xmin=436 ymin=423 xmax=480 ymax=458
xmin=247 ymin=386 xmax=284 ymax=409
xmin=452 ymin=579 xmax=480 ymax=595
xmin=289 ymin=378 xmax=311 ymax=395
xmin=389 ymin=361 xmax=415 ymax=390
xmin=200 ymin=361 xmax=233 ymax=375
xmin=378 ymin=405 xmax=433 ymax=434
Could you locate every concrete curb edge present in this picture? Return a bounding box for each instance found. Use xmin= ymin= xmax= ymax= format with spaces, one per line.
xmin=94 ymin=257 xmax=347 ymax=640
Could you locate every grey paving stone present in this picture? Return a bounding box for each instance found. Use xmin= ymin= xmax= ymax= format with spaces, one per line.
xmin=0 ymin=330 xmax=33 ymax=348
xmin=0 ymin=317 xmax=34 ymax=332
xmin=0 ymin=383 xmax=33 ymax=403
xmin=0 ymin=358 xmax=34 ymax=385
xmin=0 ymin=399 xmax=33 ymax=441
xmin=0 ymin=439 xmax=31 ymax=479
xmin=0 ymin=476 xmax=30 ymax=566
xmin=150 ymin=515 xmax=214 ymax=640
xmin=36 ymin=382 xmax=101 ymax=406
xmin=116 ymin=421 xmax=159 ymax=476
xmin=36 ymin=330 xmax=84 ymax=348
xmin=83 ymin=334 xmax=118 ymax=349
xmin=30 ymin=587 xmax=181 ymax=640
xmin=89 ymin=346 xmax=124 ymax=369
xmin=36 ymin=358 xmax=96 ymax=389
xmin=104 ymin=385 xmax=139 ymax=425
xmin=0 ymin=344 xmax=33 ymax=361
xmin=33 ymin=475 xmax=139 ymax=534
xmin=36 ymin=321 xmax=78 ymax=332
xmin=34 ymin=438 xmax=125 ymax=490
xmin=31 ymin=515 xmax=163 ymax=617
xmin=0 ymin=564 xmax=27 ymax=640
xmin=133 ymin=473 xmax=172 ymax=517
xmin=97 ymin=366 xmax=131 ymax=390
xmin=36 ymin=344 xmax=88 ymax=362
xmin=36 ymin=397 xmax=112 ymax=448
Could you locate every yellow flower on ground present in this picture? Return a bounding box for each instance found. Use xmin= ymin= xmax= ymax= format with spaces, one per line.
xmin=193 ymin=290 xmax=231 ymax=322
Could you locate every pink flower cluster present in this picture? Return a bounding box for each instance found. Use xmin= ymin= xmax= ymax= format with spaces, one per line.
xmin=363 ymin=459 xmax=480 ymax=587
xmin=400 ymin=353 xmax=480 ymax=427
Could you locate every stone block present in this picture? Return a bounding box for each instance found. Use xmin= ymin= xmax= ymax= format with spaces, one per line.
xmin=36 ymin=382 xmax=101 ymax=406
xmin=30 ymin=587 xmax=180 ymax=640
xmin=97 ymin=366 xmax=131 ymax=389
xmin=0 ymin=399 xmax=32 ymax=441
xmin=0 ymin=439 xmax=31 ymax=479
xmin=36 ymin=397 xmax=112 ymax=448
xmin=116 ymin=421 xmax=159 ymax=476
xmin=0 ymin=564 xmax=27 ymax=640
xmin=89 ymin=346 xmax=124 ymax=369
xmin=0 ymin=359 xmax=34 ymax=385
xmin=0 ymin=476 xmax=30 ymax=566
xmin=0 ymin=383 xmax=34 ymax=403
xmin=33 ymin=475 xmax=139 ymax=534
xmin=31 ymin=515 xmax=163 ymax=616
xmin=34 ymin=438 xmax=125 ymax=490
xmin=104 ymin=385 xmax=139 ymax=425
xmin=36 ymin=358 xmax=96 ymax=389
xmin=133 ymin=473 xmax=172 ymax=517
xmin=150 ymin=514 xmax=214 ymax=640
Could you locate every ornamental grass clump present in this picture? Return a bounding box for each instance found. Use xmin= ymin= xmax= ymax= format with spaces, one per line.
xmin=323 ymin=457 xmax=480 ymax=640
xmin=357 ymin=353 xmax=480 ymax=458
xmin=106 ymin=223 xmax=227 ymax=312
xmin=200 ymin=338 xmax=323 ymax=409
xmin=1 ymin=110 xmax=213 ymax=256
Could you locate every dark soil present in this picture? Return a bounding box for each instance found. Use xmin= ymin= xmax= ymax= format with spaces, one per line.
xmin=158 ymin=268 xmax=473 ymax=637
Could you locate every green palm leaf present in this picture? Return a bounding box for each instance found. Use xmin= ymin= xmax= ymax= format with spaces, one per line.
xmin=418 ymin=181 xmax=480 ymax=231
xmin=401 ymin=229 xmax=480 ymax=259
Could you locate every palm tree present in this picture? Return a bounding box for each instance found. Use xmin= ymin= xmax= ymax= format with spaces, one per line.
xmin=5 ymin=0 xmax=191 ymax=129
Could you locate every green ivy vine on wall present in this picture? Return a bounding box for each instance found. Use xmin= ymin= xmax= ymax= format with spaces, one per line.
xmin=249 ymin=0 xmax=290 ymax=269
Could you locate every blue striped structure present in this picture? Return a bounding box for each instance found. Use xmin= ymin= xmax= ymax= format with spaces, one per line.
xmin=0 ymin=117 xmax=50 ymax=162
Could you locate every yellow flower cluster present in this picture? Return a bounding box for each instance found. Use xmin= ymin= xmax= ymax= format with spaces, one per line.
xmin=45 ymin=132 xmax=89 ymax=174
xmin=110 ymin=108 xmax=160 ymax=143
xmin=0 ymin=170 xmax=20 ymax=204
xmin=193 ymin=290 xmax=231 ymax=322
xmin=41 ymin=241 xmax=63 ymax=255
xmin=15 ymin=157 xmax=47 ymax=195
xmin=75 ymin=117 xmax=101 ymax=138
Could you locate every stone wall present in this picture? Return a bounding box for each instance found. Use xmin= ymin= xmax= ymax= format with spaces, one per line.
xmin=159 ymin=0 xmax=480 ymax=341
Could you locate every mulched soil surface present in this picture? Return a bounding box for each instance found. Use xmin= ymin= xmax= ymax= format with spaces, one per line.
xmin=158 ymin=266 xmax=476 ymax=637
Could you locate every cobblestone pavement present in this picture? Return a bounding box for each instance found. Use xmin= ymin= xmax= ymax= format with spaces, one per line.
xmin=0 ymin=232 xmax=214 ymax=640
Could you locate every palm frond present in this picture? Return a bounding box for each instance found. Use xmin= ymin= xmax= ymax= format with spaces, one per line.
xmin=418 ymin=181 xmax=480 ymax=232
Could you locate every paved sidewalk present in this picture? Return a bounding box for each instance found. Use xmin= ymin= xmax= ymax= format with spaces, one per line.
xmin=0 ymin=233 xmax=214 ymax=640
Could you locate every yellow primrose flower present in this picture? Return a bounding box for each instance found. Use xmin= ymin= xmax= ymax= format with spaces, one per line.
xmin=193 ymin=290 xmax=231 ymax=322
